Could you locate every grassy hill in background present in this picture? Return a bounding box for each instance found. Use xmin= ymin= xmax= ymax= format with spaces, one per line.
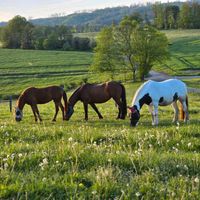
xmin=0 ymin=29 xmax=200 ymax=99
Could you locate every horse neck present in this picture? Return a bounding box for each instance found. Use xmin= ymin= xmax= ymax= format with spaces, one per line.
xmin=69 ymin=87 xmax=81 ymax=107
xmin=17 ymin=95 xmax=26 ymax=110
xmin=132 ymin=88 xmax=148 ymax=111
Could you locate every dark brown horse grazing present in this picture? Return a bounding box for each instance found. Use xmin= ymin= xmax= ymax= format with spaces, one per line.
xmin=65 ymin=81 xmax=127 ymax=121
xmin=15 ymin=86 xmax=67 ymax=122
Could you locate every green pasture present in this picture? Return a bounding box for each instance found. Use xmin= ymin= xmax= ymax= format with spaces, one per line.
xmin=0 ymin=82 xmax=200 ymax=199
xmin=0 ymin=49 xmax=92 ymax=99
xmin=0 ymin=29 xmax=200 ymax=198
xmin=156 ymin=29 xmax=200 ymax=75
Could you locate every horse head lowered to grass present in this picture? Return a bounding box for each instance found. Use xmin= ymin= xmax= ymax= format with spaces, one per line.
xmin=15 ymin=85 xmax=67 ymax=122
xmin=128 ymin=79 xmax=189 ymax=126
xmin=65 ymin=81 xmax=127 ymax=121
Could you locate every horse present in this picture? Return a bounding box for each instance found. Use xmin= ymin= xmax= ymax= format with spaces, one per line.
xmin=65 ymin=81 xmax=127 ymax=121
xmin=128 ymin=79 xmax=189 ymax=126
xmin=15 ymin=85 xmax=67 ymax=122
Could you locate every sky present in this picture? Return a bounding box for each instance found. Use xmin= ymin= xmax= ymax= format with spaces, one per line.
xmin=0 ymin=0 xmax=181 ymax=22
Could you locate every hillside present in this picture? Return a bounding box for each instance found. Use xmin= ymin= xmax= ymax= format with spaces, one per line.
xmin=0 ymin=1 xmax=185 ymax=27
xmin=30 ymin=5 xmax=153 ymax=27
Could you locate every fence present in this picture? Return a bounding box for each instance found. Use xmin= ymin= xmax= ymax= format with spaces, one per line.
xmin=0 ymin=96 xmax=13 ymax=112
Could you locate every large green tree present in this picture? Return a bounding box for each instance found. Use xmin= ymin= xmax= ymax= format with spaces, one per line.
xmin=132 ymin=25 xmax=169 ymax=80
xmin=113 ymin=17 xmax=138 ymax=81
xmin=91 ymin=17 xmax=169 ymax=81
xmin=1 ymin=15 xmax=34 ymax=49
xmin=90 ymin=27 xmax=119 ymax=79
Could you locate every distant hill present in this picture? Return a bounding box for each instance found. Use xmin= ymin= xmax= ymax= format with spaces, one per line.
xmin=30 ymin=5 xmax=154 ymax=27
xmin=0 ymin=1 xmax=190 ymax=27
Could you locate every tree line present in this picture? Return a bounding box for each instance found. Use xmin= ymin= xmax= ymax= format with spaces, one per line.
xmin=0 ymin=16 xmax=96 ymax=51
xmin=153 ymin=1 xmax=200 ymax=29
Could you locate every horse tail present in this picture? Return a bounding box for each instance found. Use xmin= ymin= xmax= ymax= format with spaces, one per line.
xmin=62 ymin=91 xmax=68 ymax=112
xmin=179 ymin=95 xmax=188 ymax=120
xmin=120 ymin=83 xmax=127 ymax=119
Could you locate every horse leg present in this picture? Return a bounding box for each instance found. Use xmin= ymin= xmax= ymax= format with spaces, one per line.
xmin=148 ymin=105 xmax=155 ymax=125
xmin=90 ymin=103 xmax=103 ymax=119
xmin=35 ymin=105 xmax=42 ymax=122
xmin=153 ymin=103 xmax=159 ymax=126
xmin=31 ymin=105 xmax=38 ymax=122
xmin=114 ymin=98 xmax=123 ymax=119
xmin=52 ymin=102 xmax=59 ymax=122
xmin=59 ymin=102 xmax=65 ymax=120
xmin=83 ymin=103 xmax=88 ymax=120
xmin=182 ymin=101 xmax=189 ymax=123
xmin=172 ymin=101 xmax=179 ymax=123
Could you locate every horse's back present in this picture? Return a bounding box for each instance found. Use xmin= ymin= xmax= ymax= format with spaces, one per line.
xmin=79 ymin=81 xmax=122 ymax=103
xmin=133 ymin=79 xmax=187 ymax=106
xmin=22 ymin=85 xmax=64 ymax=104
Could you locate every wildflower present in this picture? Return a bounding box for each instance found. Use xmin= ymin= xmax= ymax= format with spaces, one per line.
xmin=18 ymin=153 xmax=23 ymax=158
xmin=184 ymin=165 xmax=188 ymax=170
xmin=42 ymin=177 xmax=47 ymax=182
xmin=11 ymin=153 xmax=15 ymax=159
xmin=116 ymin=150 xmax=120 ymax=154
xmin=56 ymin=160 xmax=59 ymax=164
xmin=194 ymin=177 xmax=199 ymax=183
xmin=79 ymin=183 xmax=84 ymax=188
xmin=3 ymin=158 xmax=8 ymax=162
xmin=5 ymin=132 xmax=9 ymax=136
xmin=136 ymin=192 xmax=141 ymax=197
xmin=92 ymin=190 xmax=97 ymax=195
xmin=43 ymin=158 xmax=48 ymax=165
xmin=4 ymin=163 xmax=8 ymax=170
xmin=188 ymin=142 xmax=192 ymax=147
xmin=68 ymin=137 xmax=73 ymax=142
xmin=108 ymin=158 xmax=112 ymax=163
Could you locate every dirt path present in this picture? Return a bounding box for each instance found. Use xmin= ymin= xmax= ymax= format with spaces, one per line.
xmin=145 ymin=70 xmax=200 ymax=94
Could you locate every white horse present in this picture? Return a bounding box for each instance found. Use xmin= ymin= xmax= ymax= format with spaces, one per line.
xmin=128 ymin=79 xmax=189 ymax=126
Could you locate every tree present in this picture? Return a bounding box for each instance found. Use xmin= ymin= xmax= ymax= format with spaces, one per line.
xmin=152 ymin=3 xmax=165 ymax=29
xmin=165 ymin=5 xmax=179 ymax=29
xmin=113 ymin=17 xmax=138 ymax=81
xmin=132 ymin=25 xmax=169 ymax=80
xmin=1 ymin=15 xmax=34 ymax=48
xmin=178 ymin=3 xmax=191 ymax=29
xmin=90 ymin=27 xmax=119 ymax=79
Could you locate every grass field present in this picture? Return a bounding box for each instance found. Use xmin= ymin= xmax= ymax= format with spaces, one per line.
xmin=0 ymin=30 xmax=200 ymax=199
xmin=0 ymin=82 xmax=200 ymax=199
xmin=156 ymin=29 xmax=200 ymax=75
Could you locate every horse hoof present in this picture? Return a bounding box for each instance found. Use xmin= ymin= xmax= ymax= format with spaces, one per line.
xmin=52 ymin=119 xmax=56 ymax=122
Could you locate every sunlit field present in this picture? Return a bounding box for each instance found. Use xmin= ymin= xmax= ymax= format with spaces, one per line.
xmin=0 ymin=82 xmax=200 ymax=199
xmin=0 ymin=29 xmax=200 ymax=199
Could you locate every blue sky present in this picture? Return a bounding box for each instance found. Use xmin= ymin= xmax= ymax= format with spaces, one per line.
xmin=0 ymin=0 xmax=180 ymax=22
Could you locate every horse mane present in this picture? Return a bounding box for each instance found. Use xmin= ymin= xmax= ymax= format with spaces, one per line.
xmin=69 ymin=85 xmax=83 ymax=105
xmin=16 ymin=93 xmax=25 ymax=109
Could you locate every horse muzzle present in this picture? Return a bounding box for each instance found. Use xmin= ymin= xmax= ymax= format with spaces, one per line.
xmin=15 ymin=117 xmax=22 ymax=122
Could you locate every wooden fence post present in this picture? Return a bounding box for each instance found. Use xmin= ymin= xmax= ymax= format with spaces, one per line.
xmin=9 ymin=96 xmax=12 ymax=112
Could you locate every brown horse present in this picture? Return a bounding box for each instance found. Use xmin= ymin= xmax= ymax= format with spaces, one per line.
xmin=15 ymin=86 xmax=67 ymax=122
xmin=65 ymin=81 xmax=127 ymax=121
